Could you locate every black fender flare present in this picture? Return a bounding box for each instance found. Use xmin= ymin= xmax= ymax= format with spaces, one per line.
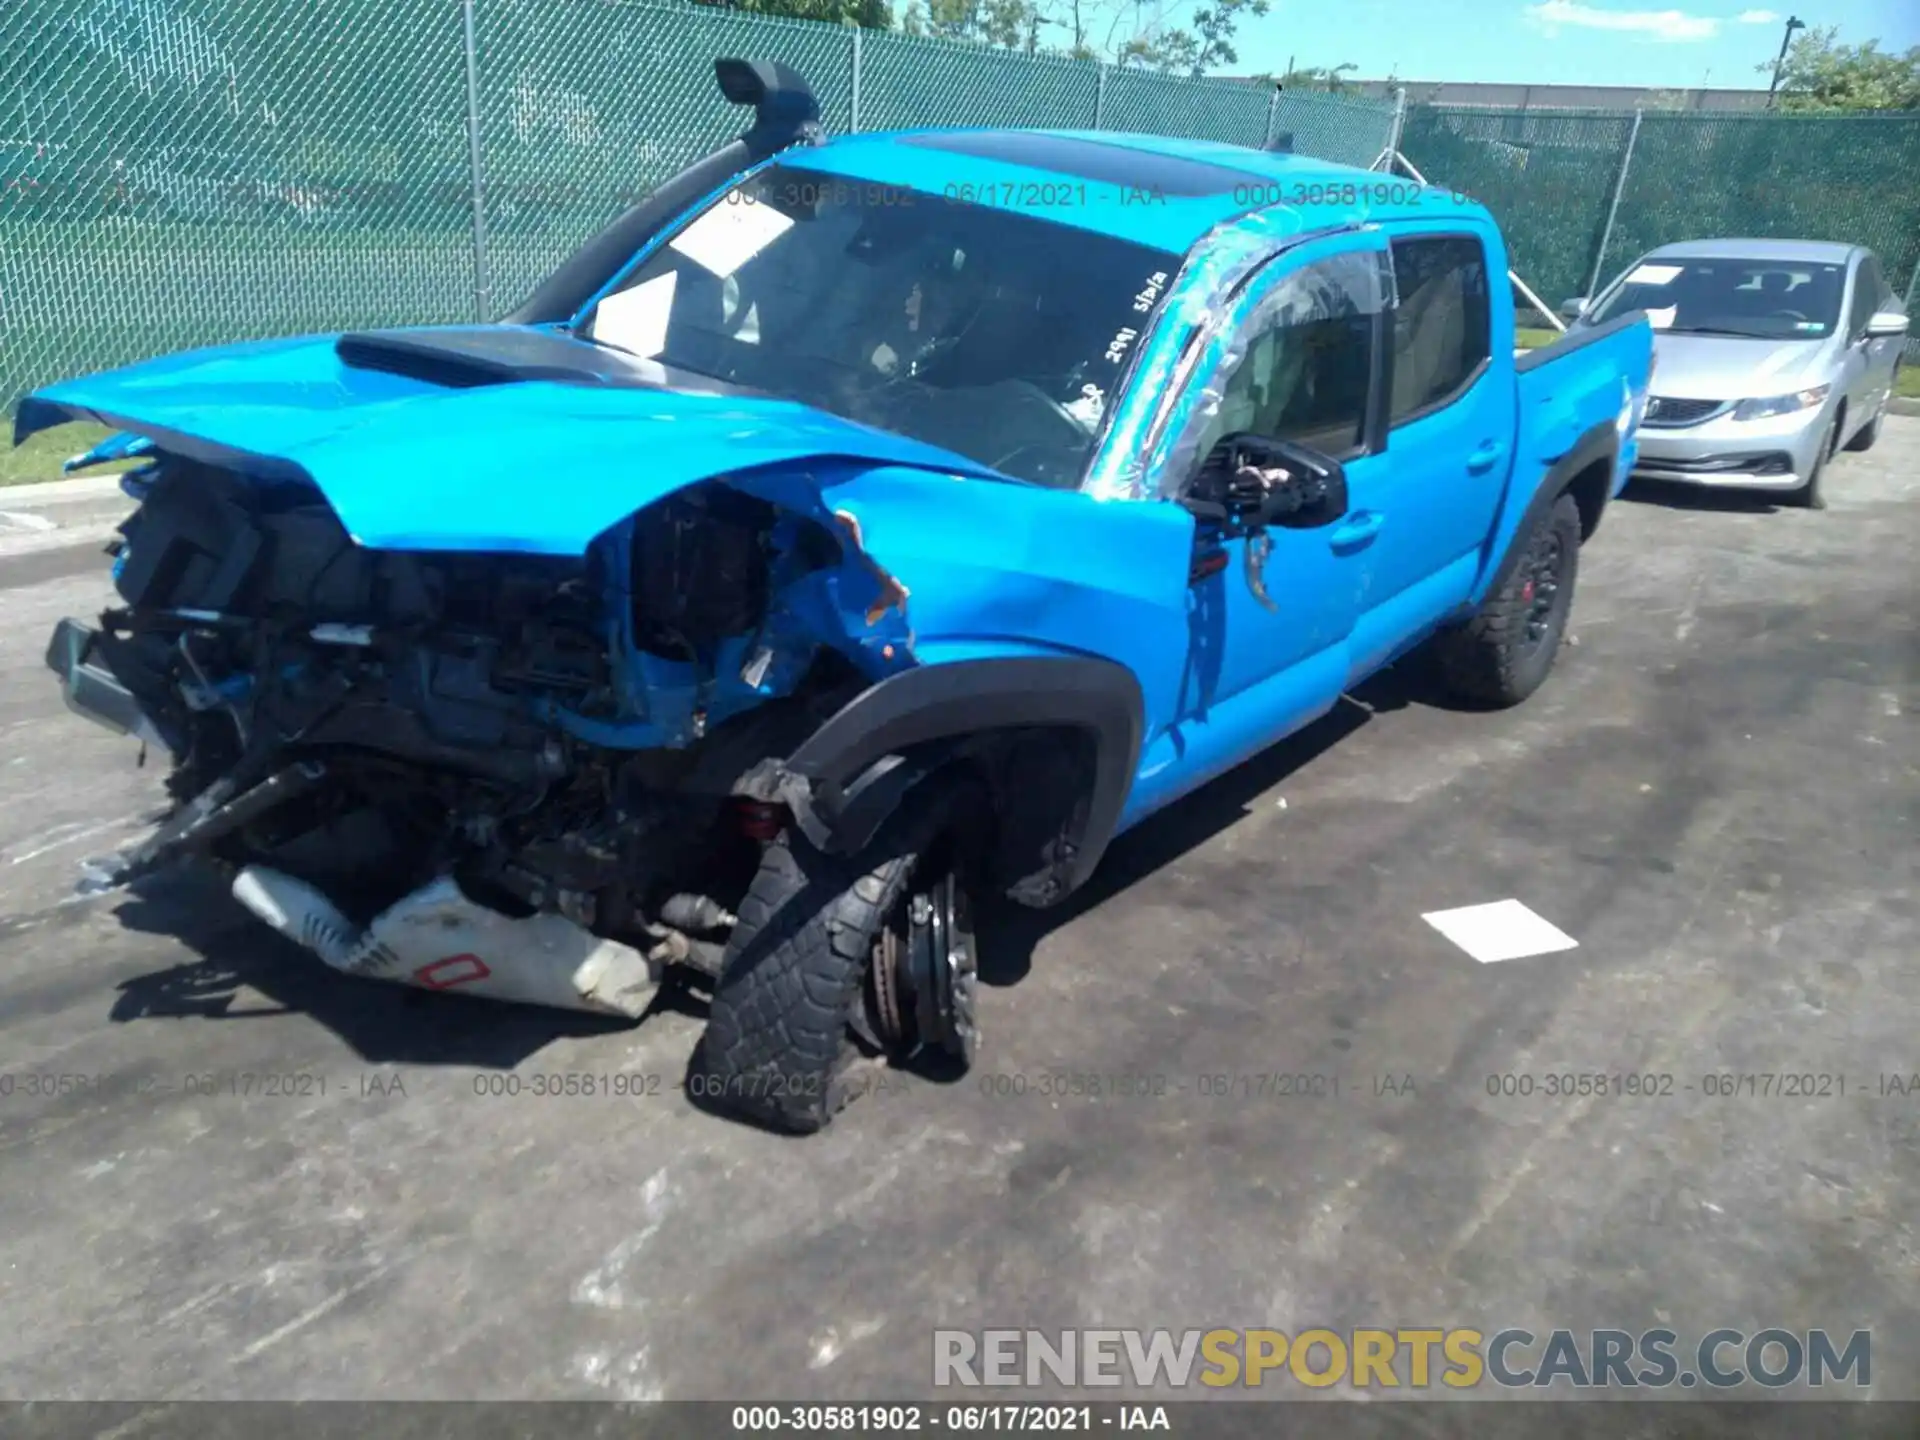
xmin=769 ymin=655 xmax=1145 ymax=906
xmin=1484 ymin=417 xmax=1618 ymax=600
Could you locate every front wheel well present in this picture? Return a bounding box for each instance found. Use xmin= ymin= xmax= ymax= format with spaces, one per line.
xmin=876 ymin=727 xmax=1101 ymax=907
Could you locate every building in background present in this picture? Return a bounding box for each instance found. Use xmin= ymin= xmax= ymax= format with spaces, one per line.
xmin=1345 ymin=80 xmax=1772 ymax=111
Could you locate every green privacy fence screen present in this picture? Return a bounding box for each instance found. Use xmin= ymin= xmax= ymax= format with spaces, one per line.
xmin=1400 ymin=103 xmax=1920 ymax=345
xmin=3 ymin=0 xmax=1916 ymax=412
xmin=0 ymin=0 xmax=1396 ymax=409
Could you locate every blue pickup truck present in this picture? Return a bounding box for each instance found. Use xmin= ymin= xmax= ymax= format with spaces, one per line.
xmin=21 ymin=60 xmax=1652 ymax=1130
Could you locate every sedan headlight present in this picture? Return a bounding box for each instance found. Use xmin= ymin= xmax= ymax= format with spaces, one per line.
xmin=1731 ymin=384 xmax=1830 ymax=422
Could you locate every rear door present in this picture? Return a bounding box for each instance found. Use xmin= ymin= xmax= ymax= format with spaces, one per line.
xmin=1345 ymin=221 xmax=1515 ymax=679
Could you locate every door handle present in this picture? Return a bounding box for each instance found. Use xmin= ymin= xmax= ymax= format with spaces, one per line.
xmin=1329 ymin=510 xmax=1385 ymax=553
xmin=1467 ymin=440 xmax=1506 ymax=474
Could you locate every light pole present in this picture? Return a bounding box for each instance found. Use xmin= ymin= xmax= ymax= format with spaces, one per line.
xmin=1766 ymin=14 xmax=1806 ymax=109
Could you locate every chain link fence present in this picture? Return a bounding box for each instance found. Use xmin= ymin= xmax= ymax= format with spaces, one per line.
xmin=4 ymin=0 xmax=1916 ymax=411
xmin=0 ymin=0 xmax=1396 ymax=410
xmin=1401 ymin=102 xmax=1920 ymax=358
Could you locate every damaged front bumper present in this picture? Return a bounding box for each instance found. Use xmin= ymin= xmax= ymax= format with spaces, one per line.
xmin=45 ymin=618 xmax=171 ymax=751
xmin=231 ymin=867 xmax=659 ymax=1018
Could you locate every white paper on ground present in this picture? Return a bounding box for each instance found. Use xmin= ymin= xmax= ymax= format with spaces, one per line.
xmin=1626 ymin=263 xmax=1684 ymax=286
xmin=589 ymin=271 xmax=677 ymax=358
xmin=1421 ymin=899 xmax=1579 ymax=964
xmin=669 ymin=195 xmax=794 ymax=278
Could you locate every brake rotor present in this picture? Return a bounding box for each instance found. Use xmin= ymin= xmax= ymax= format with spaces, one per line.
xmin=865 ymin=864 xmax=979 ymax=1063
xmin=869 ymin=909 xmax=909 ymax=1048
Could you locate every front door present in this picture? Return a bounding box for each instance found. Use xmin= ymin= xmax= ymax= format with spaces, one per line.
xmin=1121 ymin=232 xmax=1394 ymax=823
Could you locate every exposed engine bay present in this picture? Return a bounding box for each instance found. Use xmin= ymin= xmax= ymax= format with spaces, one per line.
xmin=50 ymin=454 xmax=908 ymax=1018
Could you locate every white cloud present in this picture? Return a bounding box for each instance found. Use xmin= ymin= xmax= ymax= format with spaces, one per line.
xmin=1524 ymin=0 xmax=1721 ymax=42
xmin=1738 ymin=8 xmax=1780 ymax=21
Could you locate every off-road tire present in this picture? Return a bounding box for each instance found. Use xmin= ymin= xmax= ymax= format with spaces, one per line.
xmin=688 ymin=775 xmax=978 ymax=1133
xmin=1436 ymin=492 xmax=1582 ymax=708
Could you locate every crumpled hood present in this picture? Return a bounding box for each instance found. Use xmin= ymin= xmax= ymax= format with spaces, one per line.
xmin=13 ymin=328 xmax=1009 ymax=554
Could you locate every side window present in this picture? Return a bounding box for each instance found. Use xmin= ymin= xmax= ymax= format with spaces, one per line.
xmin=1388 ymin=235 xmax=1491 ymax=424
xmin=1187 ymin=251 xmax=1381 ymax=468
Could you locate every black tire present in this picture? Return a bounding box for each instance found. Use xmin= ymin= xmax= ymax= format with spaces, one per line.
xmin=688 ymin=775 xmax=981 ymax=1133
xmin=1436 ymin=492 xmax=1581 ymax=708
xmin=1787 ymin=412 xmax=1840 ymax=508
xmin=1844 ymin=401 xmax=1884 ymax=453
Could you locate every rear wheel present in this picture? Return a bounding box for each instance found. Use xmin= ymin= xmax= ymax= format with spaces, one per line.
xmin=688 ymin=775 xmax=986 ymax=1132
xmin=1436 ymin=493 xmax=1581 ymax=708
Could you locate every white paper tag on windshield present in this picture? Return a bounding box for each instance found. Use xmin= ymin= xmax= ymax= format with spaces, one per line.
xmin=669 ymin=196 xmax=794 ymax=279
xmin=1645 ymin=305 xmax=1677 ymax=330
xmin=589 ymin=271 xmax=676 ymax=358
xmin=1626 ymin=263 xmax=1683 ymax=287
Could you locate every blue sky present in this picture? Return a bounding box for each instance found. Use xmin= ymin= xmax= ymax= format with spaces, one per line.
xmin=1198 ymin=0 xmax=1920 ymax=87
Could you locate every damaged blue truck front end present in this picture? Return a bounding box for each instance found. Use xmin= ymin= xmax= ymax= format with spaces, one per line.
xmin=18 ymin=57 xmax=1651 ymax=1131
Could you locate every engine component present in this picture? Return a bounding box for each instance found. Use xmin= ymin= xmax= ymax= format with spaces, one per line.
xmin=230 ymin=866 xmax=658 ymax=1019
xmin=631 ymin=484 xmax=772 ymax=657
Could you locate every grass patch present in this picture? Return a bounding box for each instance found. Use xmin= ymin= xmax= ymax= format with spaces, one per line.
xmin=1896 ymin=365 xmax=1920 ymax=400
xmin=0 ymin=421 xmax=123 ymax=488
xmin=1516 ymin=326 xmax=1562 ymax=350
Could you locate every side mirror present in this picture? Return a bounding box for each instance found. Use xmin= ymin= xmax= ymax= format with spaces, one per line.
xmin=1558 ymin=296 xmax=1590 ymax=323
xmin=1866 ymin=309 xmax=1910 ymax=340
xmin=1187 ymin=434 xmax=1349 ymax=532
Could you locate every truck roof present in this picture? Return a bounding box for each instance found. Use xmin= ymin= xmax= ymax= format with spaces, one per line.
xmin=793 ymin=127 xmax=1490 ymax=254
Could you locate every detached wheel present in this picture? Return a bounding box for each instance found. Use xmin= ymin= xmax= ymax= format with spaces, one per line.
xmin=1437 ymin=492 xmax=1581 ymax=708
xmin=688 ymin=775 xmax=986 ymax=1133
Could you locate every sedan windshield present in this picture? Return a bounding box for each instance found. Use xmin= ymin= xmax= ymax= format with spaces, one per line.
xmin=577 ymin=163 xmax=1182 ymax=489
xmin=1590 ymin=256 xmax=1845 ymax=339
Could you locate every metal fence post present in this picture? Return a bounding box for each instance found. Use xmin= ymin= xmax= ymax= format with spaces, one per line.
xmin=1094 ymin=64 xmax=1107 ymax=129
xmin=1385 ymin=85 xmax=1406 ymax=164
xmin=850 ymin=29 xmax=863 ymax=132
xmin=1586 ymin=106 xmax=1642 ymax=300
xmin=461 ymin=0 xmax=490 ymax=322
xmin=1261 ymin=86 xmax=1279 ymax=150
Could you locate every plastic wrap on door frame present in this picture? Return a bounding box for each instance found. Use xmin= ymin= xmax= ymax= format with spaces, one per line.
xmin=1083 ymin=218 xmax=1392 ymax=502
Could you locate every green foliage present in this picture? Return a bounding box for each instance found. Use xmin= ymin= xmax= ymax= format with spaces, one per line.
xmin=1765 ymin=26 xmax=1920 ymax=113
xmin=1124 ymin=0 xmax=1270 ymax=76
xmin=1265 ymin=62 xmax=1359 ymax=93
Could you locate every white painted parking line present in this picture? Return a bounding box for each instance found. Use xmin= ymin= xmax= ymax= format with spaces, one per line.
xmin=0 ymin=510 xmax=59 ymax=533
xmin=1422 ymin=899 xmax=1579 ymax=964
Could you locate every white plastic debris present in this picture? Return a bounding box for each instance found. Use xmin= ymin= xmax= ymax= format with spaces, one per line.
xmin=231 ymin=867 xmax=656 ymax=1018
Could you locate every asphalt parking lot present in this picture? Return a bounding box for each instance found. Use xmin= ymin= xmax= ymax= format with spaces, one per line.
xmin=1 ymin=423 xmax=1916 ymax=1408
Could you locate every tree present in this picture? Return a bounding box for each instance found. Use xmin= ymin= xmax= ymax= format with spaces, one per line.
xmin=1271 ymin=61 xmax=1358 ymax=92
xmin=1123 ymin=0 xmax=1270 ymax=76
xmin=1761 ymin=26 xmax=1920 ymax=112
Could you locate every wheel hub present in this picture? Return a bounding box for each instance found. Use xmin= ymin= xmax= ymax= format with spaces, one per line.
xmin=868 ymin=866 xmax=978 ymax=1063
xmin=1522 ymin=532 xmax=1563 ymax=645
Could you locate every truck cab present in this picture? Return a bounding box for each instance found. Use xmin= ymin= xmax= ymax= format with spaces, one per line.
xmin=20 ymin=60 xmax=1655 ymax=1132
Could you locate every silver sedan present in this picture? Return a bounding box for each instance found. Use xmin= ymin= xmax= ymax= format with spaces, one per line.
xmin=1561 ymin=238 xmax=1908 ymax=508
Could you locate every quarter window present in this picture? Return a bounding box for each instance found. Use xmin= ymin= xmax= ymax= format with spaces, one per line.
xmin=1388 ymin=235 xmax=1491 ymax=424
